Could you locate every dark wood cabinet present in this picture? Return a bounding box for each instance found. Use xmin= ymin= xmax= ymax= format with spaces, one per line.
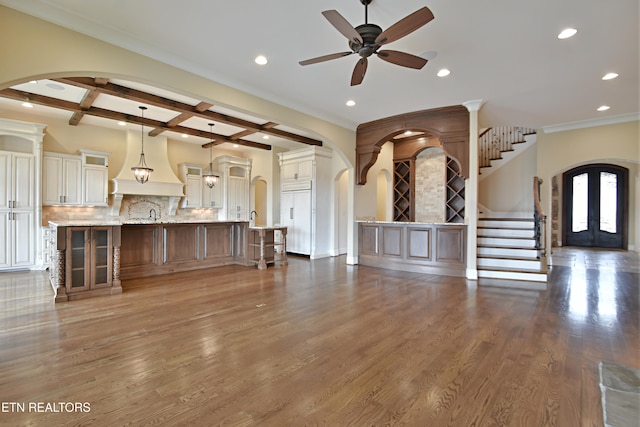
xmin=49 ymin=223 xmax=122 ymax=302
xmin=66 ymin=226 xmax=113 ymax=293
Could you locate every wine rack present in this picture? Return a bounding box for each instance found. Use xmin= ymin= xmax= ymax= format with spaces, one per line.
xmin=445 ymin=157 xmax=465 ymax=223
xmin=393 ymin=160 xmax=414 ymax=222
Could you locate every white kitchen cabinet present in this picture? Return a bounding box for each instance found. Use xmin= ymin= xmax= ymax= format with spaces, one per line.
xmin=80 ymin=150 xmax=110 ymax=207
xmin=281 ymin=158 xmax=313 ymax=181
xmin=203 ymin=180 xmax=222 ymax=208
xmin=179 ymin=163 xmax=203 ymax=208
xmin=179 ymin=162 xmax=223 ymax=209
xmin=43 ymin=152 xmax=82 ymax=206
xmin=227 ymin=176 xmax=247 ymax=220
xmin=278 ymin=146 xmax=332 ymax=259
xmin=280 ymin=189 xmax=311 ymax=255
xmin=0 ymin=151 xmax=36 ymax=269
xmin=215 ymin=156 xmax=252 ymax=221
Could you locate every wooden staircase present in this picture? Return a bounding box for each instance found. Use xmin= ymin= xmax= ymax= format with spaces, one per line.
xmin=477 ymin=215 xmax=547 ymax=283
xmin=476 ymin=127 xmax=547 ymax=285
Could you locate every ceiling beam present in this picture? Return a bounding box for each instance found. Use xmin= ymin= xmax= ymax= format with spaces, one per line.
xmin=54 ymin=77 xmax=322 ymax=146
xmin=68 ymin=77 xmax=108 ymax=126
xmin=149 ymin=101 xmax=213 ymax=137
xmin=0 ymin=88 xmax=271 ymax=150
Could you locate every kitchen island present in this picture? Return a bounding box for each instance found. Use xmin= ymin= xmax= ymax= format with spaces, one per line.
xmin=48 ymin=220 xmax=250 ymax=302
xmin=358 ymin=221 xmax=466 ymax=277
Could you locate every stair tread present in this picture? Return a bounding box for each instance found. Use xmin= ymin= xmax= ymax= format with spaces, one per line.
xmin=478 ymin=244 xmax=537 ymax=249
xmin=478 ymin=235 xmax=536 ymax=240
xmin=478 ymin=266 xmax=546 ymax=274
xmin=479 ymin=217 xmax=534 ymax=222
xmin=477 ymin=254 xmax=541 ymax=261
xmin=478 ymin=226 xmax=534 ymax=230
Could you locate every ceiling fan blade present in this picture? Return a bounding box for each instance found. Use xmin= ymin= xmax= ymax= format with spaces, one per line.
xmin=375 ymin=7 xmax=434 ymax=45
xmin=299 ymin=51 xmax=354 ymax=66
xmin=351 ymin=57 xmax=368 ymax=86
xmin=376 ymin=50 xmax=428 ymax=69
xmin=322 ymin=10 xmax=363 ymax=45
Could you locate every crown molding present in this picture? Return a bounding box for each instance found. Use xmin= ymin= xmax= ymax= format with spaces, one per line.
xmin=541 ymin=113 xmax=640 ymax=134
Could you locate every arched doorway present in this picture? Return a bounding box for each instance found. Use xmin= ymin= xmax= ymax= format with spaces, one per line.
xmin=563 ymin=164 xmax=628 ymax=249
xmin=251 ymin=178 xmax=268 ymax=226
xmin=334 ymin=170 xmax=349 ymax=255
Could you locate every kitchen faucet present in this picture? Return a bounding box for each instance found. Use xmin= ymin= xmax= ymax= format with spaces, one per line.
xmin=250 ymin=210 xmax=257 ymax=220
xmin=149 ymin=208 xmax=157 ymax=222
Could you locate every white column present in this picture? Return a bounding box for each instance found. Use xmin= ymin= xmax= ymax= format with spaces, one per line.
xmin=462 ymin=100 xmax=485 ymax=280
xmin=346 ymin=168 xmax=358 ymax=265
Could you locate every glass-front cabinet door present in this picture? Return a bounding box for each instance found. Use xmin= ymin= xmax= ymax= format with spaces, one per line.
xmin=92 ymin=227 xmax=112 ymax=288
xmin=65 ymin=226 xmax=112 ymax=293
xmin=66 ymin=227 xmax=90 ymax=292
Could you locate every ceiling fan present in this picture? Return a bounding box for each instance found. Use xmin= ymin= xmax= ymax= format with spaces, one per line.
xmin=299 ymin=0 xmax=434 ymax=86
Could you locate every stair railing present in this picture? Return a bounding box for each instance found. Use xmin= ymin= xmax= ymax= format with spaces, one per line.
xmin=479 ymin=127 xmax=537 ymax=168
xmin=533 ymin=176 xmax=547 ymax=262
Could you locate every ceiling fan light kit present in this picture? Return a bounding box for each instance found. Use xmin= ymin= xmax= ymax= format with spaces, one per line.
xmin=299 ymin=0 xmax=434 ymax=86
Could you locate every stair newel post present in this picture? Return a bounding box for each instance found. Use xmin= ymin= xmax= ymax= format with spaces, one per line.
xmin=533 ymin=176 xmax=548 ymax=271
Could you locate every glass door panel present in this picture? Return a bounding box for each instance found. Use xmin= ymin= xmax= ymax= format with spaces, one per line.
xmin=571 ymin=173 xmax=588 ymax=233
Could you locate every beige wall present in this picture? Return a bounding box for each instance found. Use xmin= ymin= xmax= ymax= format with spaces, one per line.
xmin=479 ymin=142 xmax=537 ymax=213
xmin=537 ymin=120 xmax=640 ymax=250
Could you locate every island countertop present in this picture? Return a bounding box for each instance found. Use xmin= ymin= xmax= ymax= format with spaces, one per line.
xmin=49 ymin=219 xmax=248 ymax=227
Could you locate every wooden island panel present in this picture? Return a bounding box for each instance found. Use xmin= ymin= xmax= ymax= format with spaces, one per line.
xmin=203 ymin=223 xmax=232 ymax=260
xmin=119 ymin=221 xmax=248 ymax=280
xmin=358 ymin=222 xmax=465 ymax=277
xmin=120 ymin=225 xmax=159 ymax=267
xmin=164 ymin=224 xmax=200 ymax=263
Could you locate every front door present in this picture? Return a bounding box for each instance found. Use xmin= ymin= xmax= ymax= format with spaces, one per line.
xmin=563 ymin=164 xmax=627 ymax=248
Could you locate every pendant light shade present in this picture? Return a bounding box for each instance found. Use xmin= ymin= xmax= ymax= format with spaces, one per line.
xmin=203 ymin=123 xmax=219 ymax=188
xmin=131 ymin=106 xmax=153 ymax=184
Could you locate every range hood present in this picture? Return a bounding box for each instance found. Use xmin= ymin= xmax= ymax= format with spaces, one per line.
xmin=111 ymin=131 xmax=184 ymax=215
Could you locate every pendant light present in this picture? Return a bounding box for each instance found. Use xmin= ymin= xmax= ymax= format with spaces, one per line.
xmin=202 ymin=123 xmax=219 ymax=188
xmin=131 ymin=106 xmax=153 ymax=184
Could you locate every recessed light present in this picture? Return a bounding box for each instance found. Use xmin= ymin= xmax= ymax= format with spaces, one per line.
xmin=117 ymin=121 xmax=127 ymax=126
xmin=233 ymin=144 xmax=239 ymax=148
xmin=181 ymin=134 xmax=189 ymax=138
xmin=21 ymin=102 xmax=34 ymax=108
xmin=346 ymin=100 xmax=356 ymax=107
xmin=602 ymin=72 xmax=619 ymax=80
xmin=437 ymin=68 xmax=451 ymax=77
xmin=404 ymin=130 xmax=413 ymax=136
xmin=255 ymin=55 xmax=268 ymax=65
xmin=45 ymin=83 xmax=65 ymax=91
xmin=262 ymin=135 xmax=269 ymax=140
xmin=29 ymin=80 xmax=38 ymax=84
xmin=558 ymin=28 xmax=577 ymax=39
xmin=597 ymin=105 xmax=610 ymax=111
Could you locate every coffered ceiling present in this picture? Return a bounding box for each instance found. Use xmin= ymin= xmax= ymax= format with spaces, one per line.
xmin=0 ymin=0 xmax=637 ymax=147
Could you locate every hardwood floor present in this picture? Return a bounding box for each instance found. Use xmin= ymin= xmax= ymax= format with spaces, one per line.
xmin=0 ymin=249 xmax=638 ymax=426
